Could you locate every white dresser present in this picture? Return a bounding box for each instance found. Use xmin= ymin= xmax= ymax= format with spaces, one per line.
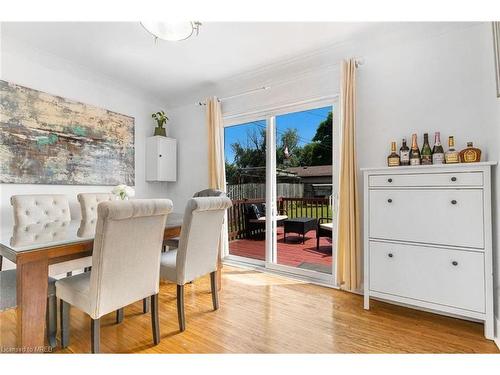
xmin=362 ymin=162 xmax=496 ymax=339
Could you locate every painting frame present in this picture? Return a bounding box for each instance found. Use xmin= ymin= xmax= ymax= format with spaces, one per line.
xmin=0 ymin=80 xmax=135 ymax=186
xmin=493 ymin=22 xmax=500 ymax=98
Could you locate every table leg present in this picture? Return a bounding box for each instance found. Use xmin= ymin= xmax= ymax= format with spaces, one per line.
xmin=16 ymin=256 xmax=49 ymax=351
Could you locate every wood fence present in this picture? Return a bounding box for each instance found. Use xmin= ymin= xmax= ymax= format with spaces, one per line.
xmin=226 ymin=183 xmax=303 ymax=200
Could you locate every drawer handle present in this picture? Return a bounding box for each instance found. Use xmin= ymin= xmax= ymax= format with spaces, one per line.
xmin=387 ymin=178 xmax=393 ymax=183
xmin=451 ymin=200 xmax=457 ymax=205
xmin=159 ymin=154 xmax=163 ymax=157
xmin=451 ymin=177 xmax=457 ymax=182
xmin=452 ymin=261 xmax=458 ymax=266
xmin=388 ymin=253 xmax=394 ymax=258
xmin=387 ymin=198 xmax=393 ymax=203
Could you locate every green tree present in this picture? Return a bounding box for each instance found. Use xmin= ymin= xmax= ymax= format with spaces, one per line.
xmin=309 ymin=111 xmax=333 ymax=166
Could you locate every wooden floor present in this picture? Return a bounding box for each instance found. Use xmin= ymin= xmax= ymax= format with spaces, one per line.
xmin=0 ymin=265 xmax=498 ymax=353
xmin=229 ymin=227 xmax=333 ymax=271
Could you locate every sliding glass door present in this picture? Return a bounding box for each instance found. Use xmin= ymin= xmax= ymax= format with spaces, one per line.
xmin=273 ymin=107 xmax=334 ymax=275
xmin=224 ymin=119 xmax=268 ymax=264
xmin=224 ymin=100 xmax=338 ymax=285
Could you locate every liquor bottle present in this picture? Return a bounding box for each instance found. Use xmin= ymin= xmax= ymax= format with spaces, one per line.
xmin=399 ymin=138 xmax=410 ymax=166
xmin=444 ymin=136 xmax=459 ymax=164
xmin=387 ymin=141 xmax=401 ymax=167
xmin=409 ymin=133 xmax=421 ymax=166
xmin=420 ymin=133 xmax=432 ymax=165
xmin=459 ymin=142 xmax=482 ymax=163
xmin=431 ymin=132 xmax=445 ymax=165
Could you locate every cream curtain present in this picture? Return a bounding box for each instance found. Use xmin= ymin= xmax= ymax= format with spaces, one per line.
xmin=206 ymin=97 xmax=228 ymax=284
xmin=207 ymin=97 xmax=225 ymax=190
xmin=336 ymin=59 xmax=361 ymax=292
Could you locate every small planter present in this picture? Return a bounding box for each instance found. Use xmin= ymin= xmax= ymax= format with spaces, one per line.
xmin=154 ymin=126 xmax=167 ymax=137
xmin=152 ymin=111 xmax=169 ymax=137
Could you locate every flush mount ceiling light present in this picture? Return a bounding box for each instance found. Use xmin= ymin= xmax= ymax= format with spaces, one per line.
xmin=141 ymin=21 xmax=202 ymax=42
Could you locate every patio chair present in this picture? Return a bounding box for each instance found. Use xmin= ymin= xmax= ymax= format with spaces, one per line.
xmin=316 ymin=217 xmax=333 ymax=250
xmin=243 ymin=202 xmax=288 ymax=239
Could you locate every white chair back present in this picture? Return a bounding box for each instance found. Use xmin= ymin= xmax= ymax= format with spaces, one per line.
xmin=176 ymin=197 xmax=232 ymax=285
xmin=11 ymin=194 xmax=71 ymax=226
xmin=89 ymin=199 xmax=172 ymax=318
xmin=77 ymin=193 xmax=115 ymax=222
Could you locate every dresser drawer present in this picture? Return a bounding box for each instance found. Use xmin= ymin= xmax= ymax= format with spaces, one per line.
xmin=369 ymin=189 xmax=484 ymax=248
xmin=369 ymin=241 xmax=485 ymax=312
xmin=369 ymin=172 xmax=483 ymax=187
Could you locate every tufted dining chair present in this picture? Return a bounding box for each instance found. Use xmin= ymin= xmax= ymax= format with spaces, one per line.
xmin=77 ymin=193 xmax=115 ymax=222
xmin=10 ymin=194 xmax=92 ymax=276
xmin=56 ymin=199 xmax=173 ymax=353
xmin=164 ymin=189 xmax=226 ymax=251
xmin=77 ymin=193 xmax=115 ymax=272
xmin=160 ymin=196 xmax=232 ymax=332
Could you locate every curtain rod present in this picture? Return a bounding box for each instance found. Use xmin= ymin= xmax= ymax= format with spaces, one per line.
xmin=197 ymin=86 xmax=271 ymax=106
xmin=197 ymin=57 xmax=364 ymax=106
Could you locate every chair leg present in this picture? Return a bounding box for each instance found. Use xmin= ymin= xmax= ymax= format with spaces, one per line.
xmin=91 ymin=318 xmax=100 ymax=354
xmin=66 ymin=271 xmax=73 ymax=277
xmin=46 ymin=295 xmax=57 ymax=349
xmin=60 ymin=300 xmax=70 ymax=348
xmin=151 ymin=294 xmax=160 ymax=345
xmin=116 ymin=308 xmax=124 ymax=324
xmin=177 ymin=284 xmax=186 ymax=332
xmin=210 ymin=271 xmax=219 ymax=311
xmin=316 ymin=233 xmax=320 ymax=250
xmin=143 ymin=297 xmax=150 ymax=313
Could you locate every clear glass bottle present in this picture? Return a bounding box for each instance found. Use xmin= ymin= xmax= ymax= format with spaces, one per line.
xmin=444 ymin=136 xmax=459 ymax=164
xmin=387 ymin=141 xmax=401 ymax=167
xmin=420 ymin=133 xmax=432 ymax=165
xmin=432 ymin=132 xmax=445 ymax=165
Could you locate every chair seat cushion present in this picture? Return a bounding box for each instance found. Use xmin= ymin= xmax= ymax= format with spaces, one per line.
xmin=49 ymin=256 xmax=93 ymax=277
xmin=249 ymin=214 xmax=288 ymax=223
xmin=0 ymin=269 xmax=56 ymax=312
xmin=55 ymin=272 xmax=91 ymax=315
xmin=159 ymin=249 xmax=178 ymax=283
xmin=320 ymin=222 xmax=333 ymax=231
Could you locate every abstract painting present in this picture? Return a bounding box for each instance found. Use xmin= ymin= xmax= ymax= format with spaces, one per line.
xmin=0 ymin=80 xmax=135 ymax=185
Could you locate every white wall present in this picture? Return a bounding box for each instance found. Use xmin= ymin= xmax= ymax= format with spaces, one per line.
xmin=0 ymin=31 xmax=169 ymax=268
xmin=166 ymin=22 xmax=500 ymax=338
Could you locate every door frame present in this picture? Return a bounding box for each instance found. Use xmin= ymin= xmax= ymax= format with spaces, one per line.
xmin=223 ymin=96 xmax=340 ymax=287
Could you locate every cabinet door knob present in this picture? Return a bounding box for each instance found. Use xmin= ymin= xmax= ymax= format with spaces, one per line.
xmin=451 ymin=200 xmax=457 ymax=205
xmin=388 ymin=253 xmax=394 ymax=258
xmin=451 ymin=176 xmax=457 ymax=182
xmin=387 ymin=198 xmax=393 ymax=203
xmin=387 ymin=178 xmax=393 ymax=183
xmin=159 ymin=154 xmax=162 ymax=157
xmin=452 ymin=261 xmax=458 ymax=266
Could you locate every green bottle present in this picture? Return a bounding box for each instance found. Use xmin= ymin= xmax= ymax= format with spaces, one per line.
xmin=421 ymin=133 xmax=432 ymax=165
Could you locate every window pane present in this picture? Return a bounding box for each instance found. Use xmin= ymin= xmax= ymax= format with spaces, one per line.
xmin=224 ymin=120 xmax=267 ymax=261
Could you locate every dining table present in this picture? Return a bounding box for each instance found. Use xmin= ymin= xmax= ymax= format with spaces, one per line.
xmin=0 ymin=212 xmax=184 ymax=351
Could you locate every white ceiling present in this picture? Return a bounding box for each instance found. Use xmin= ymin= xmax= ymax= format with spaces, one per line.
xmin=1 ymin=22 xmax=379 ymax=104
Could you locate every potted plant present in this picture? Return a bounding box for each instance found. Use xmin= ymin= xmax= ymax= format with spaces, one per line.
xmin=152 ymin=110 xmax=169 ymax=137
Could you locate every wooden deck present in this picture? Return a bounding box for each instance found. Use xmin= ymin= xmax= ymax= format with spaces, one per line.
xmin=229 ymin=227 xmax=332 ymax=273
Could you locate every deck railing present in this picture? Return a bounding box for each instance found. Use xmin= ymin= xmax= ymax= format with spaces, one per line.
xmin=227 ymin=197 xmax=331 ymax=241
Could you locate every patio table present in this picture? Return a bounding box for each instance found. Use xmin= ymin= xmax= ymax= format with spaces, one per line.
xmin=283 ymin=217 xmax=317 ymax=244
